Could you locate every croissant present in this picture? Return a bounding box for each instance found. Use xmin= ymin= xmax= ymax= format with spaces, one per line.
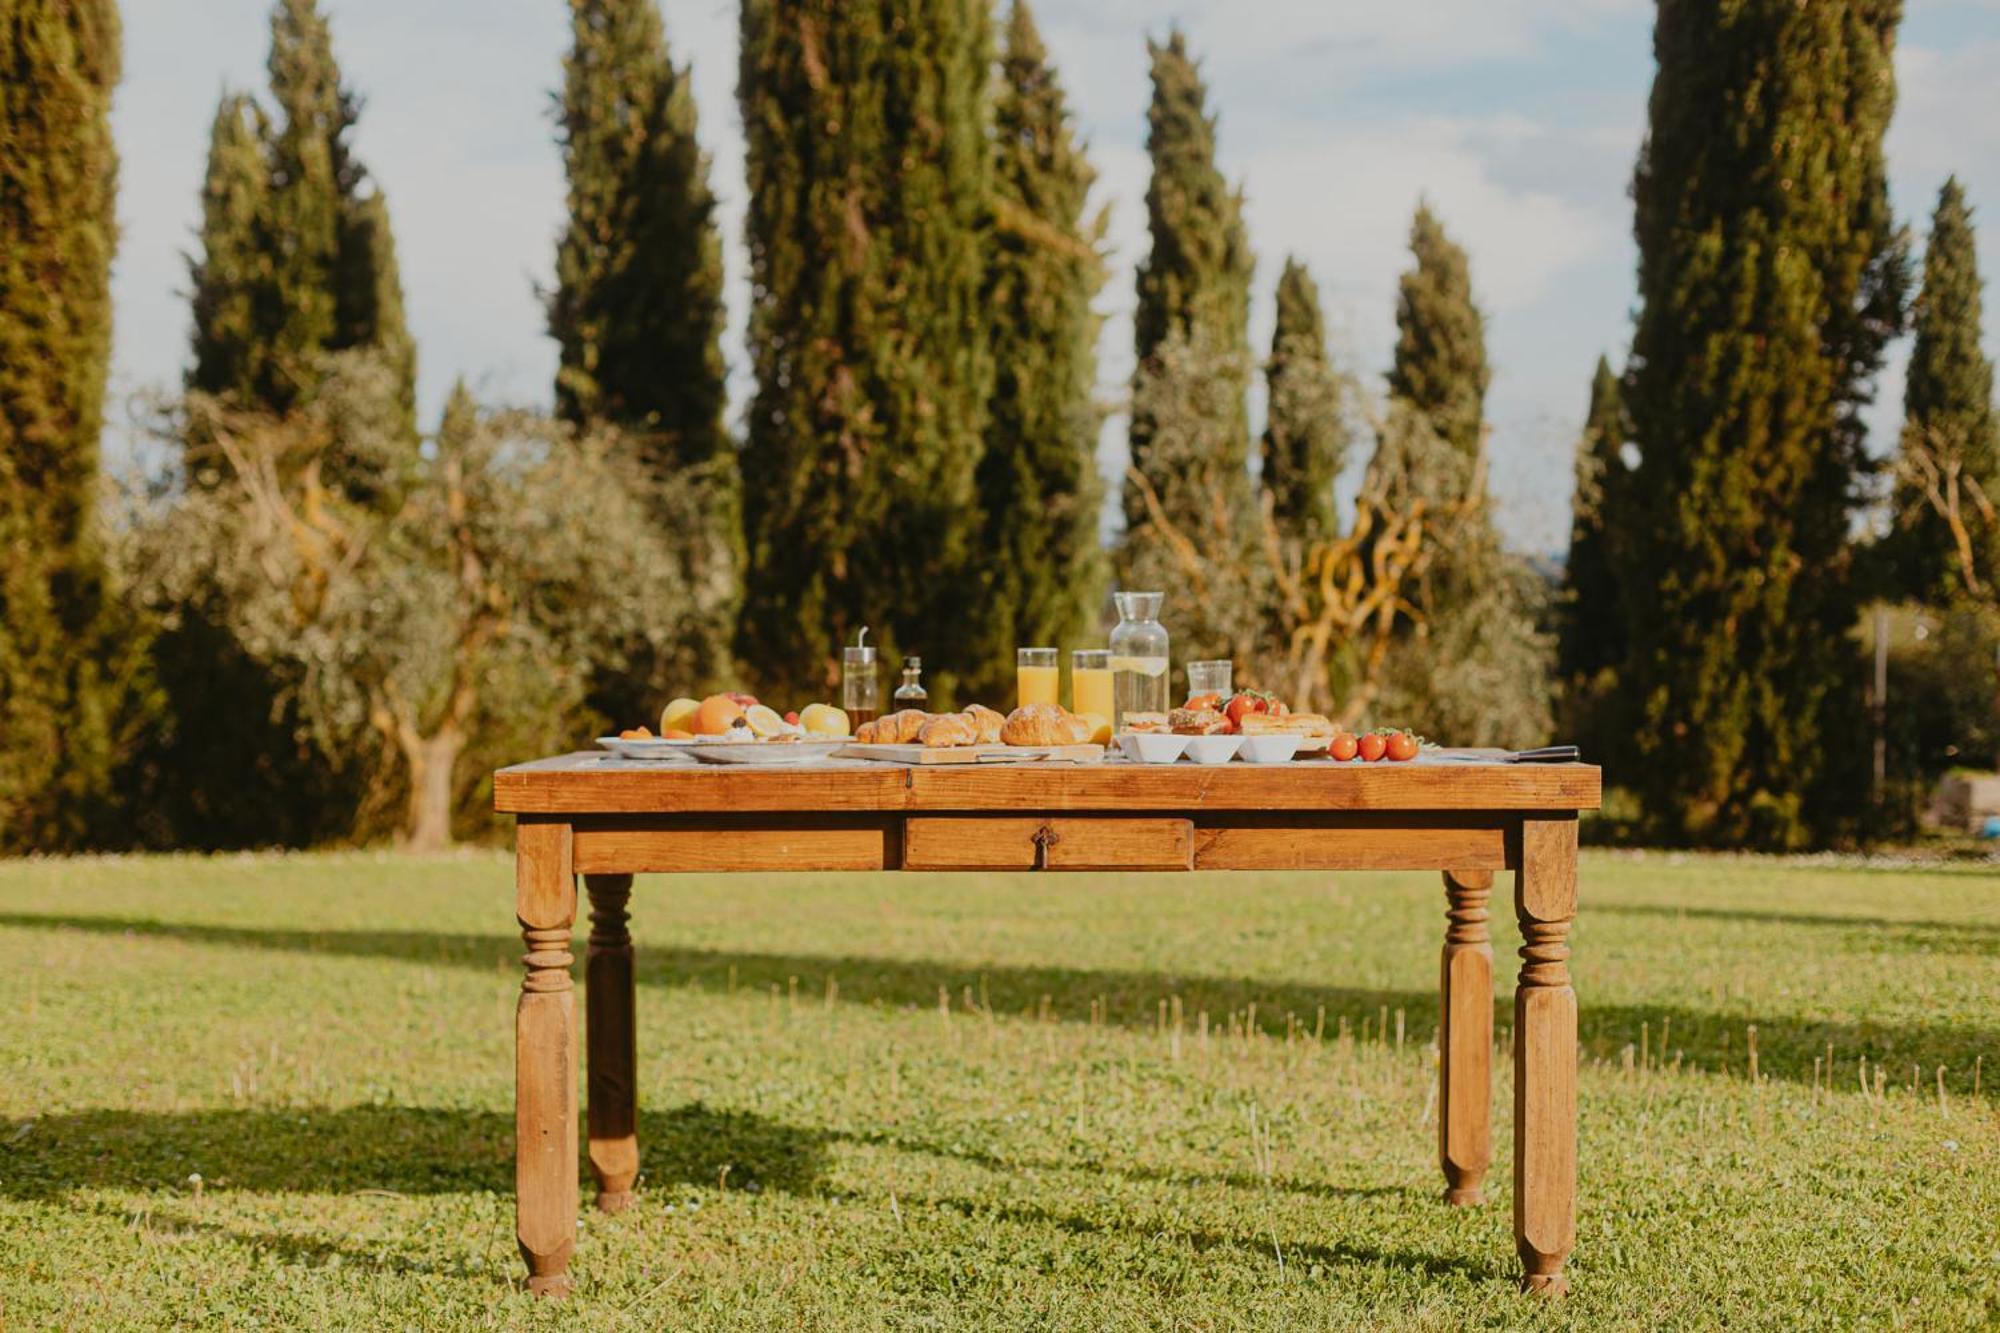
xmin=1001 ymin=703 xmax=1081 ymax=747
xmin=919 ymin=712 xmax=978 ymax=748
xmin=964 ymin=703 xmax=1005 ymax=745
xmin=881 ymin=708 xmax=928 ymax=743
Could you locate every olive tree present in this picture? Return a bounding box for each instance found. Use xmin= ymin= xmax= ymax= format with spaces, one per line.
xmin=131 ymin=354 xmax=734 ymax=848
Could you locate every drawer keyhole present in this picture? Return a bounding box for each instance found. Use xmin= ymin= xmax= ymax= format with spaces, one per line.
xmin=1031 ymin=823 xmax=1061 ymax=870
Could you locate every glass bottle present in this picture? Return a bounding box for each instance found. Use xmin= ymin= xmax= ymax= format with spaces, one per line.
xmin=894 ymin=656 xmax=928 ymax=708
xmin=842 ymin=628 xmax=880 ymax=727
xmin=1109 ymin=591 xmax=1169 ymax=730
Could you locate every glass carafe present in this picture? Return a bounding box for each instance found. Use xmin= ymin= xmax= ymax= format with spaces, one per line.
xmin=1109 ymin=591 xmax=1169 ymax=730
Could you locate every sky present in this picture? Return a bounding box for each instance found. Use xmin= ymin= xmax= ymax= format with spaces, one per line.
xmin=109 ymin=0 xmax=2000 ymax=554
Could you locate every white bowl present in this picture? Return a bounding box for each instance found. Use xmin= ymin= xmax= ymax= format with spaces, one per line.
xmin=1181 ymin=733 xmax=1244 ymax=765
xmin=1236 ymin=734 xmax=1302 ymax=764
xmin=1116 ymin=731 xmax=1190 ymax=764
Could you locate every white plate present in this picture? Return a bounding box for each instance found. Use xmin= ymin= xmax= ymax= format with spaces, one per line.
xmin=687 ymin=739 xmax=848 ymax=765
xmin=1181 ymin=733 xmax=1244 ymax=765
xmin=596 ymin=736 xmax=696 ymax=762
xmin=1116 ymin=732 xmax=1190 ymax=764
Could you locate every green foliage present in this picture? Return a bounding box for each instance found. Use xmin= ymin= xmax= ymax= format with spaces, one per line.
xmin=549 ymin=0 xmax=729 ymax=479
xmin=1122 ymin=29 xmax=1255 ymax=621
xmin=1260 ymin=257 xmax=1345 ymax=555
xmin=0 ymin=0 xmax=153 ymax=851
xmin=129 ymin=360 xmax=735 ymax=848
xmin=1621 ymin=0 xmax=1909 ymax=848
xmin=739 ymin=0 xmax=993 ymax=702
xmin=968 ymin=0 xmax=1107 ymax=695
xmin=1888 ymin=179 xmax=1999 ymax=600
xmin=4 ymin=852 xmax=1996 ymax=1325
xmin=1386 ymin=204 xmax=1488 ymax=467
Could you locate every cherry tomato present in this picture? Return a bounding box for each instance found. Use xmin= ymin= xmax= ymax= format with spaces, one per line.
xmin=1224 ymin=692 xmax=1268 ymax=730
xmin=1357 ymin=731 xmax=1387 ymax=762
xmin=1385 ymin=730 xmax=1419 ymax=762
xmin=1329 ymin=731 xmax=1359 ymax=762
xmin=784 ymin=710 xmax=801 ymax=726
xmin=1185 ymin=692 xmax=1223 ymax=712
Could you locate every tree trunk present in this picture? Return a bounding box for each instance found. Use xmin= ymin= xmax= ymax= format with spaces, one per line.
xmin=403 ymin=727 xmax=464 ymax=852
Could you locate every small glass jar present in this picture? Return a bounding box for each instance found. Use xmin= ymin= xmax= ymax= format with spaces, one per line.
xmin=1109 ymin=591 xmax=1169 ymax=729
xmin=842 ymin=629 xmax=880 ymax=726
xmin=1186 ymin=659 xmax=1233 ymax=702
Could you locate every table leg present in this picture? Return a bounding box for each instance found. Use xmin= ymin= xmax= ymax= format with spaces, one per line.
xmin=1438 ymin=870 xmax=1493 ymax=1205
xmin=1513 ymin=817 xmax=1578 ymax=1297
xmin=516 ymin=819 xmax=578 ymax=1297
xmin=585 ymin=874 xmax=638 ymax=1213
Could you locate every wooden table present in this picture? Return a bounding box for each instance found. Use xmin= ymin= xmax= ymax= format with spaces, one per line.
xmin=494 ymin=753 xmax=1601 ymax=1298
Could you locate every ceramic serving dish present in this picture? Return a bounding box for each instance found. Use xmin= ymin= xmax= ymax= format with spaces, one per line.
xmin=1180 ymin=733 xmax=1244 ymax=765
xmin=1116 ymin=731 xmax=1191 ymax=764
xmin=1235 ymin=734 xmax=1302 ymax=764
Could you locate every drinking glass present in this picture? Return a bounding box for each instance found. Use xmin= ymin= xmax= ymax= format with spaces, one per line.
xmin=1070 ymin=649 xmax=1113 ymax=720
xmin=1017 ymin=647 xmax=1060 ymax=709
xmin=1186 ymin=659 xmax=1233 ymax=702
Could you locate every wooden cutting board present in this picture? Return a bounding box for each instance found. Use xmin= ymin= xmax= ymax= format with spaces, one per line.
xmin=833 ymin=742 xmax=1106 ymax=765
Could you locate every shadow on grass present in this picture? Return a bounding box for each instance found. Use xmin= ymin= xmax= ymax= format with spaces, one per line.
xmin=0 ymin=1102 xmax=826 ymax=1202
xmin=3 ymin=911 xmax=1994 ymax=1098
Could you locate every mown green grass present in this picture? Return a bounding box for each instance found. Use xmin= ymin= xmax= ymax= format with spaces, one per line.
xmin=1 ymin=851 xmax=1996 ymax=1329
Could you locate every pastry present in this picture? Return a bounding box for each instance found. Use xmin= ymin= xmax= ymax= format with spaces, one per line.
xmin=919 ymin=712 xmax=978 ymax=748
xmin=1169 ymin=707 xmax=1230 ymax=735
xmin=1239 ymin=711 xmax=1335 ymax=738
xmin=965 ymin=703 xmax=1005 ymax=745
xmin=1122 ymin=711 xmax=1170 ymax=734
xmin=1001 ymin=702 xmax=1079 ymax=747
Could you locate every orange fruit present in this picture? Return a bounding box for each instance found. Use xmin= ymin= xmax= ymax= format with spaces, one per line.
xmin=692 ymin=694 xmax=746 ymax=736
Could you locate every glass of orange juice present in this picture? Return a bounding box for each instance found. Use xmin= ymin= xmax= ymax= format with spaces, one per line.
xmin=1017 ymin=647 xmax=1059 ymax=708
xmin=1070 ymin=649 xmax=1112 ymax=720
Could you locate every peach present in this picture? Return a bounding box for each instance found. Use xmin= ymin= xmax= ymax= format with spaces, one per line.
xmin=692 ymin=694 xmax=746 ymax=736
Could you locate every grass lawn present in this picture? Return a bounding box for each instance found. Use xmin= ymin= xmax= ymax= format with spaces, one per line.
xmin=1 ymin=850 xmax=1996 ymax=1329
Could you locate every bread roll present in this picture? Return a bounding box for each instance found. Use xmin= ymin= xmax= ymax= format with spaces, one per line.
xmin=964 ymin=703 xmax=1005 ymax=745
xmin=918 ymin=712 xmax=978 ymax=748
xmin=1169 ymin=707 xmax=1230 ymax=735
xmin=1001 ymin=703 xmax=1077 ymax=747
xmin=1239 ymin=711 xmax=1334 ymax=738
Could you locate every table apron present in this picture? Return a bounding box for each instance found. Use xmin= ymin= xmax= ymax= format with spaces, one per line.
xmin=565 ymin=811 xmax=1522 ymax=875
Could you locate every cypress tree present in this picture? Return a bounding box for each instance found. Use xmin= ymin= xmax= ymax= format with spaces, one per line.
xmin=1261 ymin=256 xmax=1344 ymax=553
xmin=1622 ymin=0 xmax=1907 ymax=846
xmin=1560 ymin=356 xmax=1628 ymax=682
xmin=1123 ymin=28 xmax=1254 ymax=542
xmin=189 ymin=94 xmax=274 ymax=407
xmin=0 ymin=0 xmax=141 ymax=849
xmin=970 ymin=0 xmax=1106 ymax=691
xmin=1387 ymin=203 xmax=1488 ymax=471
xmin=1890 ymin=178 xmax=1998 ymax=599
xmin=187 ymin=0 xmax=413 ymax=429
xmin=739 ymin=0 xmax=992 ymax=701
xmin=550 ymin=0 xmax=729 ymax=478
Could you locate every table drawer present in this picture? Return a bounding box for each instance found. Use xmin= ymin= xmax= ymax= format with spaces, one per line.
xmin=904 ymin=816 xmax=1194 ymax=871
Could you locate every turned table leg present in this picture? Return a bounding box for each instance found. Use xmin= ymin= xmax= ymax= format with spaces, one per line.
xmin=1438 ymin=870 xmax=1493 ymax=1206
xmin=516 ymin=819 xmax=578 ymax=1297
xmin=585 ymin=874 xmax=638 ymax=1213
xmin=1513 ymin=817 xmax=1578 ymax=1297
